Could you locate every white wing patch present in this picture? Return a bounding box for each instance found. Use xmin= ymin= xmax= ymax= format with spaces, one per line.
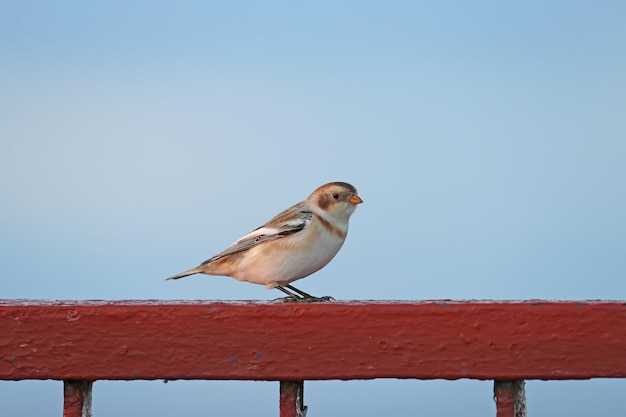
xmin=232 ymin=227 xmax=281 ymax=246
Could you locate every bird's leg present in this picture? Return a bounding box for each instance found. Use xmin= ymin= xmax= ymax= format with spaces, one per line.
xmin=284 ymin=284 xmax=314 ymax=298
xmin=285 ymin=284 xmax=335 ymax=303
xmin=274 ymin=285 xmax=303 ymax=303
xmin=273 ymin=285 xmax=335 ymax=303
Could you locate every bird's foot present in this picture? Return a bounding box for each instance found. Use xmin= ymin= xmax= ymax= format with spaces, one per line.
xmin=272 ymin=296 xmax=300 ymax=303
xmin=271 ymin=295 xmax=335 ymax=303
xmin=300 ymin=295 xmax=335 ymax=303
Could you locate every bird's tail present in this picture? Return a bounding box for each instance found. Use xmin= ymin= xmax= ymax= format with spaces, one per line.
xmin=165 ymin=267 xmax=203 ymax=281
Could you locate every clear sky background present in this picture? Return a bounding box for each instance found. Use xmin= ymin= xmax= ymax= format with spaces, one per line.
xmin=1 ymin=1 xmax=625 ymax=416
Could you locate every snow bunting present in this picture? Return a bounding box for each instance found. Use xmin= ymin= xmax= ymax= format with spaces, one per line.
xmin=166 ymin=182 xmax=363 ymax=301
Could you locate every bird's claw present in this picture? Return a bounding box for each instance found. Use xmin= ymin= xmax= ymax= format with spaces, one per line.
xmin=272 ymin=296 xmax=299 ymax=303
xmin=301 ymin=296 xmax=335 ymax=303
xmin=271 ymin=295 xmax=336 ymax=303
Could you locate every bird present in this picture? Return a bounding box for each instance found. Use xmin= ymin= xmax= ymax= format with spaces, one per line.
xmin=166 ymin=181 xmax=363 ymax=301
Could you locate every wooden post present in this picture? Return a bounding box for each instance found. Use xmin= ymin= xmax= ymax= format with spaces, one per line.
xmin=494 ymin=380 xmax=526 ymax=417
xmin=63 ymin=380 xmax=92 ymax=417
xmin=280 ymin=381 xmax=307 ymax=417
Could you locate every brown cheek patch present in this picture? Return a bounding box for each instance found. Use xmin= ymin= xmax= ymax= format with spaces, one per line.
xmin=317 ymin=195 xmax=330 ymax=211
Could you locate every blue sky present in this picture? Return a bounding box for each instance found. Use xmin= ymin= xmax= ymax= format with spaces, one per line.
xmin=1 ymin=1 xmax=625 ymax=416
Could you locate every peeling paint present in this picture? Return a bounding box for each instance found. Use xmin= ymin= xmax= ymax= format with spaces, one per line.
xmin=66 ymin=310 xmax=80 ymax=321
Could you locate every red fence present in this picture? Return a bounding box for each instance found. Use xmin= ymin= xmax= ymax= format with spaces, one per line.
xmin=2 ymin=300 xmax=626 ymax=416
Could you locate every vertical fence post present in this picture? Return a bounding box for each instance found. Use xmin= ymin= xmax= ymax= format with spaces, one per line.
xmin=494 ymin=380 xmax=526 ymax=417
xmin=279 ymin=380 xmax=307 ymax=417
xmin=63 ymin=380 xmax=93 ymax=417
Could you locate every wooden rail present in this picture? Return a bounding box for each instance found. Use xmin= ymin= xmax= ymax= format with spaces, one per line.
xmin=2 ymin=300 xmax=625 ymax=416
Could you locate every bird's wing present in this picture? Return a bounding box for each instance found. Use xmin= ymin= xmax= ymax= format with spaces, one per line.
xmin=200 ymin=204 xmax=313 ymax=266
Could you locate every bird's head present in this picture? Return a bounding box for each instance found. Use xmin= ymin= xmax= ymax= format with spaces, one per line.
xmin=308 ymin=182 xmax=363 ymax=220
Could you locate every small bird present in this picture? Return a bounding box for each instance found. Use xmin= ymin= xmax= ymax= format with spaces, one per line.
xmin=166 ymin=182 xmax=363 ymax=301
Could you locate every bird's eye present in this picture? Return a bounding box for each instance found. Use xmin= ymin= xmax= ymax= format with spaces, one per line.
xmin=332 ymin=193 xmax=340 ymax=200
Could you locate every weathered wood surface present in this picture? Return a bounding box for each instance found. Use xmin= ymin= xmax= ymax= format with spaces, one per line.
xmin=1 ymin=300 xmax=625 ymax=381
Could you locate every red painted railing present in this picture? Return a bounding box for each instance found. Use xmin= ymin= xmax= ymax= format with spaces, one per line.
xmin=2 ymin=300 xmax=626 ymax=416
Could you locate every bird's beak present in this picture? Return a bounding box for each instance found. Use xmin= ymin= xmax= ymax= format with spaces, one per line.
xmin=350 ymin=195 xmax=363 ymax=205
